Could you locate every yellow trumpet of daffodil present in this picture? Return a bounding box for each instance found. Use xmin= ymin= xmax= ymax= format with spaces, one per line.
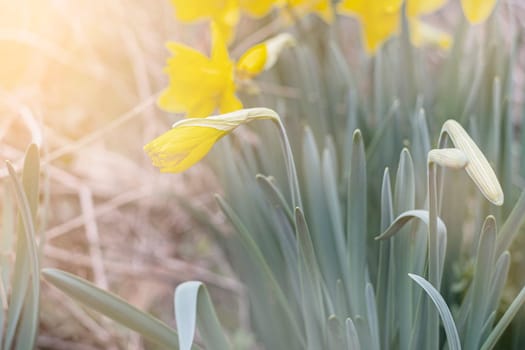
xmin=144 ymin=108 xmax=280 ymax=173
xmin=158 ymin=23 xmax=294 ymax=117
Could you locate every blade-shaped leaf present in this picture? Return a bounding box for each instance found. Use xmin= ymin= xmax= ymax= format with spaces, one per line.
xmin=42 ymin=268 xmax=188 ymax=349
xmin=174 ymin=281 xmax=230 ymax=350
xmin=408 ymin=273 xmax=461 ymax=350
xmin=480 ymin=284 xmax=525 ymax=350
xmin=6 ymin=158 xmax=40 ymax=350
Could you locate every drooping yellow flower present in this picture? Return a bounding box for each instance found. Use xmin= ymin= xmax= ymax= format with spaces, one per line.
xmin=158 ymin=22 xmax=241 ymax=117
xmin=236 ymin=33 xmax=295 ymax=80
xmin=144 ymin=108 xmax=279 ymax=173
xmin=461 ymin=0 xmax=497 ymax=24
xmin=286 ymin=0 xmax=334 ymax=23
xmin=338 ymin=0 xmax=403 ymax=54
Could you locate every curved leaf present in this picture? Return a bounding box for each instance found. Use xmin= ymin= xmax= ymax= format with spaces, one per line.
xmin=175 ymin=281 xmax=230 ymax=350
xmin=408 ymin=273 xmax=461 ymax=350
xmin=42 ymin=268 xmax=188 ymax=349
xmin=375 ymin=209 xmax=446 ymax=241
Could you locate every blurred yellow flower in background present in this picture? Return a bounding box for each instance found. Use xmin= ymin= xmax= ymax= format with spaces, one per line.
xmin=144 ymin=108 xmax=279 ymax=172
xmin=158 ymin=22 xmax=241 ymax=117
xmin=170 ymin=0 xmax=283 ymax=42
xmin=461 ymin=0 xmax=497 ymax=23
xmin=170 ymin=0 xmax=239 ymax=42
xmin=338 ymin=0 xmax=455 ymax=53
xmin=337 ymin=0 xmax=403 ymax=54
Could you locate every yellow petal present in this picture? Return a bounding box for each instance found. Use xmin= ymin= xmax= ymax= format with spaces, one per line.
xmin=461 ymin=0 xmax=497 ymax=24
xmin=337 ymin=0 xmax=403 ymax=54
xmin=144 ymin=126 xmax=227 ymax=173
xmin=169 ymin=0 xmax=230 ymax=21
xmin=158 ymin=23 xmax=239 ymax=117
xmin=144 ymin=108 xmax=280 ymax=173
xmin=211 ymin=21 xmax=233 ymax=65
xmin=212 ymin=0 xmax=240 ymax=43
xmin=219 ymin=85 xmax=243 ymax=113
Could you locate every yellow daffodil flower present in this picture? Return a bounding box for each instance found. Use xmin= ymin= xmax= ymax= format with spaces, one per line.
xmin=285 ymin=0 xmax=333 ymax=23
xmin=338 ymin=0 xmax=452 ymax=54
xmin=236 ymin=33 xmax=295 ymax=80
xmin=159 ymin=24 xmax=293 ymax=117
xmin=461 ymin=0 xmax=497 ymax=24
xmin=144 ymin=108 xmax=279 ymax=173
xmin=158 ymin=22 xmax=241 ymax=117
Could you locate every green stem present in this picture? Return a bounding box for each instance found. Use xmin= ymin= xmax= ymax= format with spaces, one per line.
xmin=274 ymin=118 xmax=303 ymax=210
xmin=427 ymin=161 xmax=440 ymax=350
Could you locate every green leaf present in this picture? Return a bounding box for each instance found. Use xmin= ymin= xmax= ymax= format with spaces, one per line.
xmin=496 ymin=190 xmax=525 ymax=254
xmin=5 ymin=156 xmax=40 ymax=350
xmin=480 ymin=284 xmax=525 ymax=350
xmin=465 ymin=216 xmax=496 ymax=350
xmin=42 ymin=268 xmax=186 ymax=350
xmin=345 ymin=318 xmax=361 ymax=350
xmin=365 ymin=283 xmax=380 ymax=350
xmin=256 ymin=174 xmax=293 ymax=223
xmin=214 ymin=194 xmax=304 ymax=346
xmin=347 ymin=129 xmax=368 ymax=317
xmin=408 ymin=274 xmax=461 ymax=350
xmin=375 ymin=210 xmax=446 ymax=242
xmin=174 ymin=281 xmax=230 ymax=350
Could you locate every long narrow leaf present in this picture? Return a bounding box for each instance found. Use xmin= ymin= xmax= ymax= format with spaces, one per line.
xmin=408 ymin=273 xmax=461 ymax=350
xmin=480 ymin=284 xmax=525 ymax=350
xmin=6 ymin=158 xmax=40 ymax=350
xmin=42 ymin=268 xmax=188 ymax=349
